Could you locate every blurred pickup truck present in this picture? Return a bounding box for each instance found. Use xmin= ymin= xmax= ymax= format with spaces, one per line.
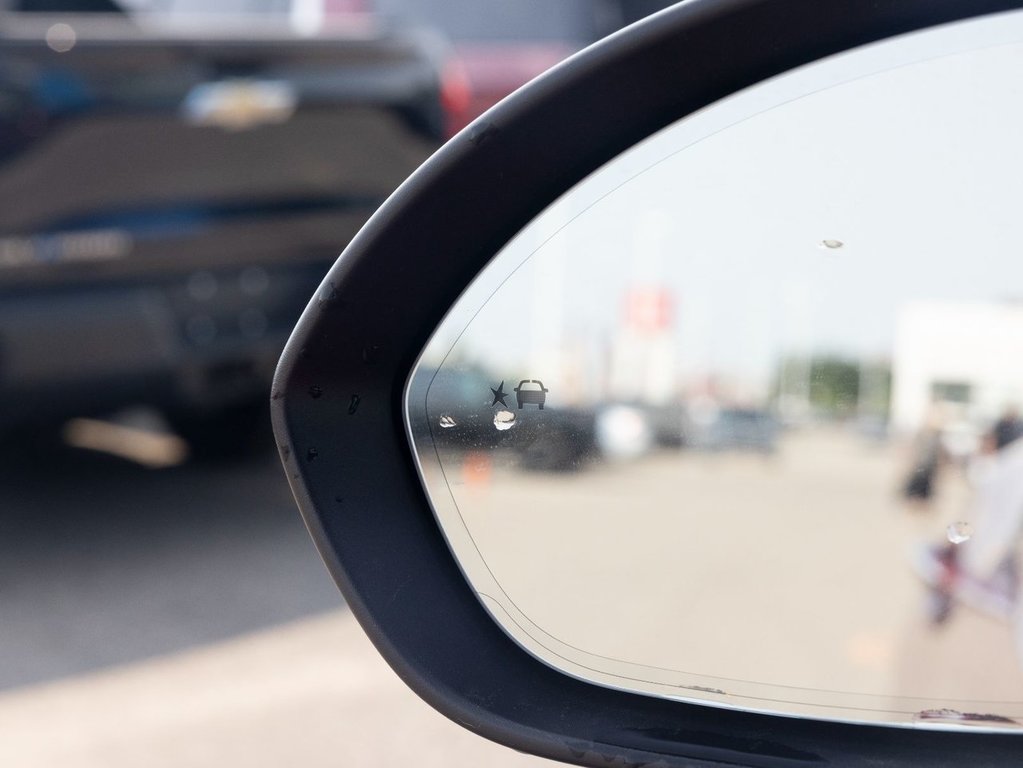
xmin=0 ymin=0 xmax=456 ymax=455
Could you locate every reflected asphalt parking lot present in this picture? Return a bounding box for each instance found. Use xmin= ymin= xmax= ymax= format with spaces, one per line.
xmin=433 ymin=427 xmax=1023 ymax=720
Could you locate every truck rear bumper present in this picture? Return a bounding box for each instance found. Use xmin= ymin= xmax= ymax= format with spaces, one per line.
xmin=0 ymin=262 xmax=324 ymax=426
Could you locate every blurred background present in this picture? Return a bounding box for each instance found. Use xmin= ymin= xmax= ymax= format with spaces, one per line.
xmin=0 ymin=0 xmax=674 ymax=765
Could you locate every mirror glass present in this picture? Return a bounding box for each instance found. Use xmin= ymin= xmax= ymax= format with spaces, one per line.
xmin=406 ymin=9 xmax=1023 ymax=728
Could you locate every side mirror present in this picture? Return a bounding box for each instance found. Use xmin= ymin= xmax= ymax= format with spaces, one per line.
xmin=272 ymin=1 xmax=1023 ymax=765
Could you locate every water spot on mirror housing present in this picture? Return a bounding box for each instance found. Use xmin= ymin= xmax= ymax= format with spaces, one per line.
xmin=468 ymin=121 xmax=499 ymax=146
xmin=318 ymin=282 xmax=338 ymax=305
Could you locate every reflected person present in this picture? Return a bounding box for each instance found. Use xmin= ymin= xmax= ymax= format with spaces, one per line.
xmin=902 ymin=405 xmax=946 ymax=510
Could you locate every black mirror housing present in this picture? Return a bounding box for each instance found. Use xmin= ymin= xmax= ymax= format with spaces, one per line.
xmin=272 ymin=1 xmax=1023 ymax=765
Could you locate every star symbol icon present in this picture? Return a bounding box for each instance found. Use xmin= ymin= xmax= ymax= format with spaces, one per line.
xmin=490 ymin=381 xmax=509 ymax=407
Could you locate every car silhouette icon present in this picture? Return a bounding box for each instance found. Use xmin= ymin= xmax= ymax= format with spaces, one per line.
xmin=514 ymin=379 xmax=548 ymax=409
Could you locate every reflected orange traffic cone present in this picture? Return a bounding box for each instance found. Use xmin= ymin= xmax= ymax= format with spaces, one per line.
xmin=463 ymin=451 xmax=492 ymax=489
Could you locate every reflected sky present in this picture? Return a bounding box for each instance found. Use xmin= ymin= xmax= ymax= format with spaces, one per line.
xmin=423 ymin=12 xmax=1023 ymax=415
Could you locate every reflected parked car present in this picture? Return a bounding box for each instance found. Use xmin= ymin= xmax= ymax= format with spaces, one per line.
xmin=687 ymin=407 xmax=779 ymax=454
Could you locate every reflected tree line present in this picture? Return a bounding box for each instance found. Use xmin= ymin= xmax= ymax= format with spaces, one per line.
xmin=773 ymin=355 xmax=892 ymax=421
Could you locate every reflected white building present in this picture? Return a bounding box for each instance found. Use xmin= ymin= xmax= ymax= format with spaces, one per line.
xmin=892 ymin=301 xmax=1023 ymax=433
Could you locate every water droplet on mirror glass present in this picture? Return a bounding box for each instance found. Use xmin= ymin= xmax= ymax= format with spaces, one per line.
xmin=819 ymin=239 xmax=844 ymax=250
xmin=439 ymin=415 xmax=457 ymax=429
xmin=946 ymin=521 xmax=972 ymax=544
xmin=493 ymin=410 xmax=517 ymax=431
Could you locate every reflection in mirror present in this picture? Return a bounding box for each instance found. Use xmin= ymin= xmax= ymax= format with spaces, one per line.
xmin=406 ymin=10 xmax=1023 ymax=728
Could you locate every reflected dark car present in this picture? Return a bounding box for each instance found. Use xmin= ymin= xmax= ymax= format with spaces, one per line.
xmin=407 ymin=366 xmax=501 ymax=449
xmin=408 ymin=366 xmax=598 ymax=471
xmin=688 ymin=408 xmax=779 ymax=454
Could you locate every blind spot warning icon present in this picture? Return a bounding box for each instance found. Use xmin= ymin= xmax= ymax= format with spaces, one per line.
xmin=514 ymin=380 xmax=548 ymax=410
xmin=490 ymin=381 xmax=509 ymax=407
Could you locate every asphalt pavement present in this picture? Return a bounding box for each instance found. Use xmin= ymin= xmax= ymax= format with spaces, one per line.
xmin=0 ymin=426 xmax=342 ymax=690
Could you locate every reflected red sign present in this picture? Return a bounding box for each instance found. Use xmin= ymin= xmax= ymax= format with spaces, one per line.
xmin=624 ymin=289 xmax=673 ymax=332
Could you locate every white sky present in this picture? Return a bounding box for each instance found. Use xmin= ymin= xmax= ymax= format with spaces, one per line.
xmin=418 ymin=8 xmax=1023 ymax=402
